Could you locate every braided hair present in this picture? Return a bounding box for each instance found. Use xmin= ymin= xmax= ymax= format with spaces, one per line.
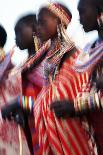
xmin=0 ymin=25 xmax=7 ymax=48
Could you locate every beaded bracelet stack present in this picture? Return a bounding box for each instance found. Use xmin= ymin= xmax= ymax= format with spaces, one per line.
xmin=75 ymin=92 xmax=101 ymax=113
xmin=18 ymin=95 xmax=34 ymax=112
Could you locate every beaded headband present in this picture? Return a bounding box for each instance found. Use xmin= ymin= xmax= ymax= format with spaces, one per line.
xmin=48 ymin=3 xmax=71 ymax=27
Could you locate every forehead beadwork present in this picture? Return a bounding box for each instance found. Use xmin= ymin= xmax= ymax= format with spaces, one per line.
xmin=48 ymin=3 xmax=71 ymax=27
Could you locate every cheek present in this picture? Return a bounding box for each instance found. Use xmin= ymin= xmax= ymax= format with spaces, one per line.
xmin=51 ymin=24 xmax=57 ymax=34
xmin=47 ymin=17 xmax=57 ymax=31
xmin=86 ymin=10 xmax=97 ymax=24
xmin=24 ymin=33 xmax=32 ymax=40
xmin=47 ymin=22 xmax=57 ymax=36
xmin=39 ymin=28 xmax=47 ymax=38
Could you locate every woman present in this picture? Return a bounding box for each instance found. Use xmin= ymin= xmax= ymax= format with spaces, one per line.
xmin=51 ymin=0 xmax=103 ymax=154
xmin=0 ymin=13 xmax=52 ymax=155
xmin=14 ymin=14 xmax=41 ymax=155
xmin=0 ymin=14 xmax=39 ymax=155
xmin=34 ymin=3 xmax=97 ymax=155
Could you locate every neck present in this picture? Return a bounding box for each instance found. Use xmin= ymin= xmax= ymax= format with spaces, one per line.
xmin=28 ymin=45 xmax=35 ymax=57
xmin=51 ymin=33 xmax=58 ymax=41
xmin=98 ymin=29 xmax=103 ymax=40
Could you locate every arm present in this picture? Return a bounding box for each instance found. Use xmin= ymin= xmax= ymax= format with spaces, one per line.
xmin=50 ymin=83 xmax=101 ymax=118
xmin=0 ymin=100 xmax=34 ymax=155
xmin=1 ymin=94 xmax=35 ymax=120
xmin=49 ymin=48 xmax=102 ymax=118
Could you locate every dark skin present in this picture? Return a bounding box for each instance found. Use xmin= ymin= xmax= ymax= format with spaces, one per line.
xmin=78 ymin=0 xmax=103 ymax=90
xmin=78 ymin=0 xmax=103 ymax=89
xmin=15 ymin=23 xmax=35 ymax=56
xmin=37 ymin=5 xmax=72 ymax=42
xmin=38 ymin=8 xmax=60 ymax=42
xmin=78 ymin=0 xmax=103 ymax=40
xmin=0 ymin=26 xmax=7 ymax=63
xmin=0 ymin=25 xmax=7 ymax=48
xmin=78 ymin=0 xmax=99 ymax=32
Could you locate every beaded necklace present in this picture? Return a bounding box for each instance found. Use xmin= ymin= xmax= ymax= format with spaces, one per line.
xmin=73 ymin=41 xmax=103 ymax=72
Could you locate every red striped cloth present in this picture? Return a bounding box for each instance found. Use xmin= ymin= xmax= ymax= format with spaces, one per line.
xmin=22 ymin=79 xmax=41 ymax=155
xmin=0 ymin=60 xmax=30 ymax=154
xmin=34 ymin=48 xmax=97 ymax=155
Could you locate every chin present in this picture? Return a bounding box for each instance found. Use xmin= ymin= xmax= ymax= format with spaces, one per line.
xmin=17 ymin=45 xmax=25 ymax=50
xmin=84 ymin=29 xmax=90 ymax=33
xmin=16 ymin=42 xmax=25 ymax=50
xmin=82 ymin=25 xmax=95 ymax=33
xmin=83 ymin=26 xmax=91 ymax=32
xmin=39 ymin=33 xmax=50 ymax=42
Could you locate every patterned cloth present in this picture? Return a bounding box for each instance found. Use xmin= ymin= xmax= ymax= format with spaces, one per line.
xmin=87 ymin=61 xmax=103 ymax=155
xmin=19 ymin=40 xmax=51 ymax=110
xmin=0 ymin=53 xmax=12 ymax=82
xmin=0 ymin=52 xmax=30 ymax=155
xmin=18 ymin=38 xmax=75 ymax=154
xmin=18 ymin=40 xmax=51 ymax=155
xmin=22 ymin=75 xmax=41 ymax=155
xmin=73 ymin=39 xmax=103 ymax=155
xmin=0 ymin=41 xmax=51 ymax=155
xmin=73 ymin=42 xmax=103 ymax=73
xmin=34 ymin=44 xmax=97 ymax=155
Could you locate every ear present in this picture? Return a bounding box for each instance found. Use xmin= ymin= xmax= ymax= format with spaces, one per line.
xmin=100 ymin=12 xmax=103 ymax=22
xmin=57 ymin=17 xmax=61 ymax=25
xmin=97 ymin=13 xmax=103 ymax=28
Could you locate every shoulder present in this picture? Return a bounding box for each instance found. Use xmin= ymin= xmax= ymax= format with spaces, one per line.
xmin=59 ymin=47 xmax=80 ymax=69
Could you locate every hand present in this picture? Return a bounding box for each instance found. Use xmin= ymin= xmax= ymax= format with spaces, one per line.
xmin=2 ymin=106 xmax=27 ymax=128
xmin=13 ymin=109 xmax=26 ymax=127
xmin=50 ymin=100 xmax=75 ymax=118
xmin=1 ymin=101 xmax=20 ymax=120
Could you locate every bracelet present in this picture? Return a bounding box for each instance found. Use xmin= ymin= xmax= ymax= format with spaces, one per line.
xmin=18 ymin=95 xmax=34 ymax=112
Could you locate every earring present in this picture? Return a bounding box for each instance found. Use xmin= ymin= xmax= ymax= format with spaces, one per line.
xmin=57 ymin=25 xmax=61 ymax=41
xmin=33 ymin=32 xmax=39 ymax=52
xmin=97 ymin=13 xmax=103 ymax=29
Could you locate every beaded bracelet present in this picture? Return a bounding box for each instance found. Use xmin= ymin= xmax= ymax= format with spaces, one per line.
xmin=18 ymin=95 xmax=34 ymax=112
xmin=76 ymin=92 xmax=100 ymax=112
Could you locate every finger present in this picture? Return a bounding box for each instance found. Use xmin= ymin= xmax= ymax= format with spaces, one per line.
xmin=54 ymin=110 xmax=62 ymax=118
xmin=50 ymin=102 xmax=61 ymax=110
xmin=53 ymin=108 xmax=63 ymax=117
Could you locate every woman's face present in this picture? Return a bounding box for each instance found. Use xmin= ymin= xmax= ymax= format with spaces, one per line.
xmin=78 ymin=0 xmax=98 ymax=32
xmin=38 ymin=10 xmax=59 ymax=42
xmin=15 ymin=24 xmax=33 ymax=50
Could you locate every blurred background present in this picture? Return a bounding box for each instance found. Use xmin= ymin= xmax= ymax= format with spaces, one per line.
xmin=0 ymin=0 xmax=98 ymax=65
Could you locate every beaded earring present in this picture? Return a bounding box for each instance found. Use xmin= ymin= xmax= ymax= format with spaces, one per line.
xmin=97 ymin=13 xmax=103 ymax=30
xmin=33 ymin=32 xmax=39 ymax=52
